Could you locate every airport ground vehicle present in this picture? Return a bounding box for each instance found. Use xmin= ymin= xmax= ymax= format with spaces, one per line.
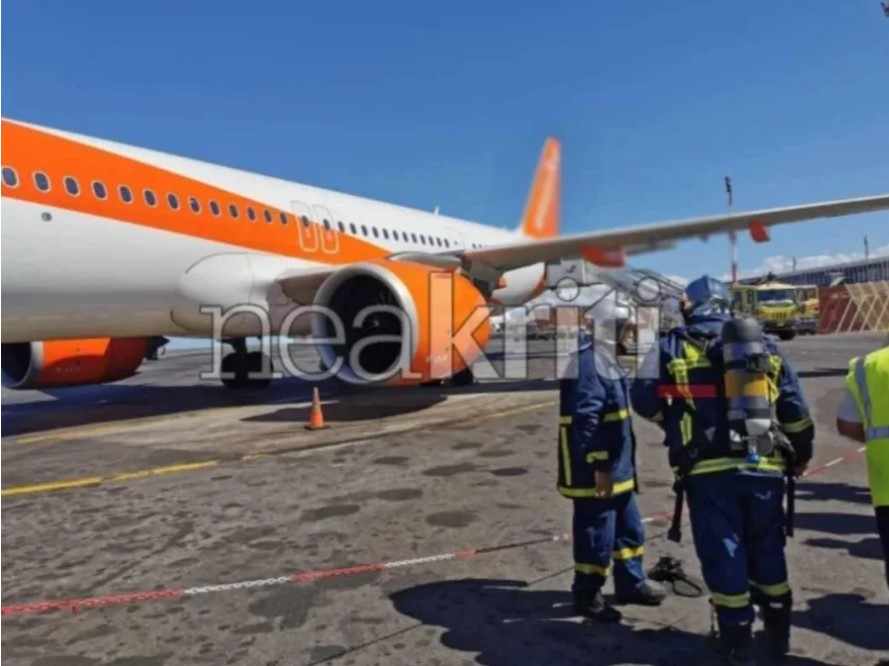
xmin=729 ymin=279 xmax=800 ymax=340
xmin=795 ymin=285 xmax=819 ymax=335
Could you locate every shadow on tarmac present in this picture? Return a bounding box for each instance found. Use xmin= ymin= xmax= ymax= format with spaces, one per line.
xmin=796 ymin=481 xmax=873 ymax=506
xmin=794 ymin=593 xmax=889 ymax=653
xmin=796 ymin=367 xmax=849 ymax=379
xmin=241 ymin=379 xmax=557 ymax=425
xmin=2 ymin=373 xmax=558 ymax=437
xmin=389 ymin=577 xmax=829 ymax=666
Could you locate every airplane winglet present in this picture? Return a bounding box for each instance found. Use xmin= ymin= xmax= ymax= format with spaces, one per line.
xmin=519 ymin=137 xmax=560 ymax=239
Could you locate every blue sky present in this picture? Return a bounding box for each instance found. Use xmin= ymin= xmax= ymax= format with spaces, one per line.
xmin=4 ymin=0 xmax=888 ymax=283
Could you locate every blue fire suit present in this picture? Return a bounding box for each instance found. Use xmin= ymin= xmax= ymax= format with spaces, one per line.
xmin=558 ymin=333 xmax=646 ymax=599
xmin=630 ymin=314 xmax=814 ymax=630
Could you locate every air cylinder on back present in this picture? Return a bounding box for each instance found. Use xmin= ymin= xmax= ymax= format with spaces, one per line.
xmin=721 ymin=318 xmax=772 ymax=462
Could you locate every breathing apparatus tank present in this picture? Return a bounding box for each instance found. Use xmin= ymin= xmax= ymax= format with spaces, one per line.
xmin=720 ymin=317 xmax=773 ymax=463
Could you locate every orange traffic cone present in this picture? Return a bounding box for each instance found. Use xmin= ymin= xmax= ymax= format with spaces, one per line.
xmin=305 ymin=386 xmax=329 ymax=430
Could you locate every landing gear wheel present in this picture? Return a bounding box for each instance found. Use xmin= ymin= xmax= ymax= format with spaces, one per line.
xmin=245 ymin=351 xmax=273 ymax=389
xmin=221 ymin=352 xmax=248 ymax=389
xmin=220 ymin=351 xmax=273 ymax=389
xmin=450 ymin=367 xmax=475 ymax=387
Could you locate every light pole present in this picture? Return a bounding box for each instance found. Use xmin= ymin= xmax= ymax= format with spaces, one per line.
xmin=726 ymin=176 xmax=738 ymax=284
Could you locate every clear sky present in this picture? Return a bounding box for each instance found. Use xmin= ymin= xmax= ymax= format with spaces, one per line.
xmin=4 ymin=0 xmax=888 ymax=282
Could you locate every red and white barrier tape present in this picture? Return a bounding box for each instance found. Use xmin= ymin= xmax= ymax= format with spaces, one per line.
xmin=0 ymin=447 xmax=864 ymax=618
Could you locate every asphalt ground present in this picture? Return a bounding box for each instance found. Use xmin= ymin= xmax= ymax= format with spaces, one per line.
xmin=2 ymin=332 xmax=887 ymax=666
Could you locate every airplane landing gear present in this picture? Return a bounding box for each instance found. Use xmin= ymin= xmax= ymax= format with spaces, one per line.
xmin=220 ymin=338 xmax=274 ymax=389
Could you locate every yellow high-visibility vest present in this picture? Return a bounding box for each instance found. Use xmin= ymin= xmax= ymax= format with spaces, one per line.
xmin=846 ymin=346 xmax=889 ymax=507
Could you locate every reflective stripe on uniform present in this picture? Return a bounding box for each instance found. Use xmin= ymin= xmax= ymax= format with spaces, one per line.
xmin=559 ymin=425 xmax=572 ymax=486
xmin=603 ymin=408 xmax=629 ymax=422
xmin=712 ymin=592 xmax=751 ymax=608
xmin=671 ymin=454 xmax=786 ymax=477
xmin=575 ymin=563 xmax=610 ymax=576
xmin=781 ymin=417 xmax=813 ymax=434
xmin=585 ymin=451 xmax=609 ymax=463
xmin=557 ymin=478 xmax=636 ymax=498
xmin=560 ymin=410 xmax=627 ymax=425
xmin=750 ymin=580 xmax=790 ymax=597
xmin=613 ymin=546 xmax=644 ymax=561
xmin=853 ymin=355 xmax=889 ymax=440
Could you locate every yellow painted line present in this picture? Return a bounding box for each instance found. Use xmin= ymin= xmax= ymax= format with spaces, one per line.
xmin=2 ymin=460 xmax=220 ymax=498
xmin=2 ymin=397 xmax=557 ymax=498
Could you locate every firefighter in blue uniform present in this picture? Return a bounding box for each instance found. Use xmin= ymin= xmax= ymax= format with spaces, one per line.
xmin=558 ymin=327 xmax=665 ymax=621
xmin=631 ymin=276 xmax=814 ymax=664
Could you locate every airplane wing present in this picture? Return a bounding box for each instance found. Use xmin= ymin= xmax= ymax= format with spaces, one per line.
xmin=276 ymin=194 xmax=889 ymax=301
xmin=457 ymin=194 xmax=889 ymax=272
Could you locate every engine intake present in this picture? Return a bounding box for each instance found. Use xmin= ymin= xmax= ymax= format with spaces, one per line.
xmin=1 ymin=338 xmax=153 ymax=389
xmin=311 ymin=260 xmax=491 ymax=385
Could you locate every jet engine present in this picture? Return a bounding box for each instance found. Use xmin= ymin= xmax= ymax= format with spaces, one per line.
xmin=310 ymin=260 xmax=491 ymax=385
xmin=1 ymin=338 xmax=154 ymax=389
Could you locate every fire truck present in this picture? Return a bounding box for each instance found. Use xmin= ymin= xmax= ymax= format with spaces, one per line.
xmin=729 ymin=275 xmax=800 ymax=341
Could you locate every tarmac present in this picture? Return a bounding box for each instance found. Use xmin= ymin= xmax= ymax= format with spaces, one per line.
xmin=2 ymin=332 xmax=887 ymax=666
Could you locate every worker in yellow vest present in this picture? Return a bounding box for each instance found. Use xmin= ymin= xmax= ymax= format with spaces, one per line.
xmin=836 ymin=343 xmax=889 ymax=587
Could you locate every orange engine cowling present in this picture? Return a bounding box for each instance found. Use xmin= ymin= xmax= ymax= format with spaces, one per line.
xmin=310 ymin=260 xmax=492 ymax=385
xmin=1 ymin=338 xmax=151 ymax=389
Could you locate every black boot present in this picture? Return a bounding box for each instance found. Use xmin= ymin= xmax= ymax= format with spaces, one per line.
xmin=709 ymin=623 xmax=755 ymax=665
xmin=761 ymin=593 xmax=792 ymax=659
xmin=574 ymin=590 xmax=622 ymax=623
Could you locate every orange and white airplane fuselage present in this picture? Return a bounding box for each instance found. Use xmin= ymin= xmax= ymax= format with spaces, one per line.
xmin=3 ymin=117 xmax=889 ymax=390
xmin=1 ymin=119 xmax=544 ymax=344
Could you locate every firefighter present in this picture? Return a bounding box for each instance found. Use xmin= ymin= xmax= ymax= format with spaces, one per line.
xmin=836 ymin=343 xmax=889 ymax=588
xmin=558 ymin=327 xmax=665 ymax=622
xmin=630 ymin=275 xmax=814 ymax=663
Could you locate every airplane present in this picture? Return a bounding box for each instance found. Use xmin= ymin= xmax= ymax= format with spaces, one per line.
xmin=2 ymin=117 xmax=888 ymax=391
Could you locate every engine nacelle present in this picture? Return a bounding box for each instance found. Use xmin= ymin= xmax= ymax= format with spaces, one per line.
xmin=311 ymin=260 xmax=492 ymax=385
xmin=1 ymin=338 xmax=152 ymax=389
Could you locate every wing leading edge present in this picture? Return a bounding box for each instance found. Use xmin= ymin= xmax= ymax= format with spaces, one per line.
xmin=460 ymin=194 xmax=889 ymax=272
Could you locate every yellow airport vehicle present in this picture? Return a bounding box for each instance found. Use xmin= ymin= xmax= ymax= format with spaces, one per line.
xmin=729 ymin=278 xmax=800 ymax=340
xmin=794 ymin=284 xmax=819 ymax=335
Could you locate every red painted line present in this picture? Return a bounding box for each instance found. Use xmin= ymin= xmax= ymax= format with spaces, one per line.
xmin=1 ymin=589 xmax=184 ymax=617
xmin=0 ymin=447 xmax=863 ymax=619
xmin=657 ymin=384 xmax=718 ymax=398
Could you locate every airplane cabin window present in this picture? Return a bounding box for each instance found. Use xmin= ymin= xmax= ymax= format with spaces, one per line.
xmin=337 ymin=221 xmax=345 ymax=232
xmin=247 ymin=206 xmax=256 ymax=221
xmin=280 ymin=211 xmax=288 ymax=225
xmin=323 ymin=219 xmax=331 ymax=230
xmin=143 ymin=189 xmax=157 ymax=206
xmin=92 ymin=181 xmax=108 ymax=200
xmin=228 ymin=204 xmax=239 ymax=218
xmin=411 ymin=233 xmax=418 ymax=243
xmin=210 ymin=201 xmax=221 ymax=216
xmin=263 ymin=209 xmax=273 ymax=223
xmin=361 ymin=225 xmax=368 ymax=236
xmin=119 ymin=185 xmax=133 ymax=203
xmin=420 ymin=235 xmax=426 ymax=245
xmin=392 ymin=230 xmax=399 ymax=240
xmin=188 ymin=196 xmax=201 ymax=213
xmin=382 ymin=228 xmax=389 ymax=239
xmin=301 ymin=215 xmax=310 ymax=228
xmin=350 ymin=223 xmax=357 ymax=234
xmin=444 ymin=239 xmax=450 ymax=248
xmin=372 ymin=227 xmax=379 ymax=238
xmin=1 ymin=167 xmax=18 ymax=187
xmin=65 ymin=177 xmax=81 ymax=196
xmin=34 ymin=172 xmax=51 ymax=192
xmin=167 ymin=193 xmax=180 ymax=210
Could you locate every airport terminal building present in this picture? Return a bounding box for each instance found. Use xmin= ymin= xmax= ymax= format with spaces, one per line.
xmin=738 ymin=256 xmax=889 ymax=287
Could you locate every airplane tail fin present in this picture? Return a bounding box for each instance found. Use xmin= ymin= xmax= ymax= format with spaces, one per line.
xmin=518 ymin=137 xmax=561 ymax=239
